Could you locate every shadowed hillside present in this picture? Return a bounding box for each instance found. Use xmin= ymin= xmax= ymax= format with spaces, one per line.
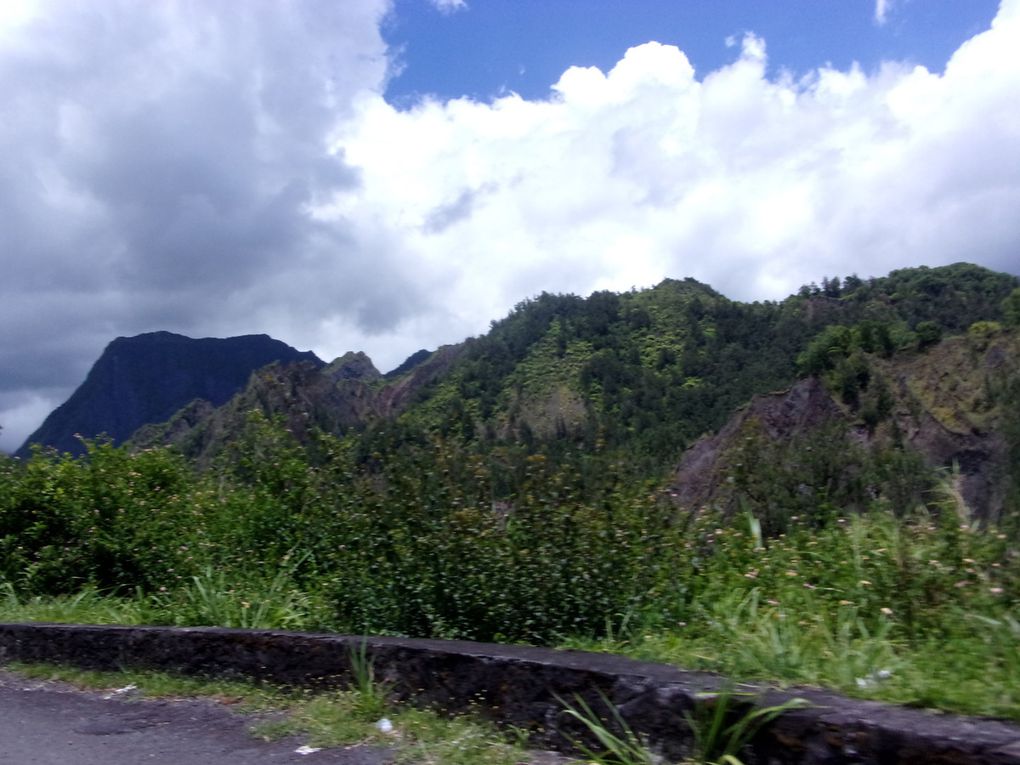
xmin=17 ymin=332 xmax=321 ymax=457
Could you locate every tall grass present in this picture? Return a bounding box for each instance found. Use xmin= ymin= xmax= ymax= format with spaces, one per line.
xmin=163 ymin=559 xmax=327 ymax=630
xmin=0 ymin=582 xmax=158 ymax=625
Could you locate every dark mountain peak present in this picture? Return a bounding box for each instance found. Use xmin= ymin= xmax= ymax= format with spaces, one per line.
xmin=385 ymin=348 xmax=433 ymax=379
xmin=652 ymin=276 xmax=722 ymax=298
xmin=325 ymin=351 xmax=381 ymax=383
xmin=17 ymin=331 xmax=322 ymax=457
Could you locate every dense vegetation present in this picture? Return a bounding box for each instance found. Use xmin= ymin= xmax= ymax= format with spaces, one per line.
xmin=2 ymin=263 xmax=1020 ymax=719
xmin=396 ymin=263 xmax=1018 ymax=479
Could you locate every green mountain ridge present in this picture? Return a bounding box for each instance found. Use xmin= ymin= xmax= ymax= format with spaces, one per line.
xmin=117 ymin=262 xmax=1020 ymax=521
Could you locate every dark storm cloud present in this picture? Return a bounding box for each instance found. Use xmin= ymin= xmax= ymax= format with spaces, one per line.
xmin=0 ymin=0 xmax=406 ymax=451
xmin=423 ymin=185 xmax=496 ymax=234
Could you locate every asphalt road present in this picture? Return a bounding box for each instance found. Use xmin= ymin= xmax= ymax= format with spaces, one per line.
xmin=0 ymin=669 xmax=392 ymax=765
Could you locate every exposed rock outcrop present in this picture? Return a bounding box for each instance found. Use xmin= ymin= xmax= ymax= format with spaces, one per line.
xmin=130 ymin=343 xmax=471 ymax=463
xmin=671 ymin=377 xmax=847 ymax=510
xmin=670 ymin=331 xmax=1019 ymax=522
xmin=324 ymin=351 xmax=381 ymax=383
xmin=375 ymin=343 xmax=467 ymax=417
xmin=130 ymin=360 xmax=373 ymax=464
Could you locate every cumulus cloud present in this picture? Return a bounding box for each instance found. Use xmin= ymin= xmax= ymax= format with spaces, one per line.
xmin=327 ymin=7 xmax=1020 ymax=322
xmin=3 ymin=0 xmax=1020 ymax=451
xmin=875 ymin=0 xmax=893 ymax=26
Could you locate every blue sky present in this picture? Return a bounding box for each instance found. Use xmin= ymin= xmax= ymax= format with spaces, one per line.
xmin=0 ymin=0 xmax=1018 ymax=451
xmin=384 ymin=1 xmax=1000 ymax=104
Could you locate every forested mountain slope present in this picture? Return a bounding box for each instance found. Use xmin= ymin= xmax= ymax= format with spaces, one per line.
xmin=673 ymin=325 xmax=1020 ymax=526
xmin=16 ymin=263 xmax=1019 ymax=521
xmin=109 ymin=263 xmax=1020 ymax=521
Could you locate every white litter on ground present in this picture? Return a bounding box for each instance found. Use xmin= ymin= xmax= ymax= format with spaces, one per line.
xmin=102 ymin=684 xmax=137 ymax=699
xmin=855 ymin=668 xmax=893 ymax=688
xmin=295 ymin=744 xmax=322 ymax=755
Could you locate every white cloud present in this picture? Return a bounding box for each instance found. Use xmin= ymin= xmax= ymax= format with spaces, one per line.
xmin=873 ymin=0 xmax=889 ymax=26
xmin=430 ymin=0 xmax=467 ymax=14
xmin=875 ymin=0 xmax=892 ymax=25
xmin=323 ymin=0 xmax=1020 ymax=342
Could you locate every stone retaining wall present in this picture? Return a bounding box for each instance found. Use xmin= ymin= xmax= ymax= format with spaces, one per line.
xmin=1 ymin=622 xmax=1018 ymax=764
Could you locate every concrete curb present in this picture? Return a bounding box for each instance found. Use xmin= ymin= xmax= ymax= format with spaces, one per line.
xmin=1 ymin=622 xmax=1018 ymax=764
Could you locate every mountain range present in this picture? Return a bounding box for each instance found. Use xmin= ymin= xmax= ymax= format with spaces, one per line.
xmin=15 ymin=263 xmax=1020 ymax=521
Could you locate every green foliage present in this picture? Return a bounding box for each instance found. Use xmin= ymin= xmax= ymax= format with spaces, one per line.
xmin=344 ymin=640 xmax=389 ymax=721
xmin=0 ymin=440 xmax=207 ymax=593
xmin=559 ymin=692 xmax=656 ymax=764
xmin=684 ymin=689 xmax=808 ymax=765
xmin=1001 ymin=377 xmax=1020 ymax=527
xmin=558 ymin=687 xmax=808 ymax=765
xmin=3 ymin=424 xmax=1020 ymax=718
xmin=838 ymin=263 xmax=1019 ymax=330
xmin=162 ymin=563 xmax=323 ymax=630
xmin=310 ymin=438 xmax=673 ymax=642
xmin=725 ymin=422 xmax=938 ymax=536
xmin=398 ymin=276 xmax=817 ymax=477
xmin=1004 ymin=288 xmax=1020 ymax=327
xmin=0 ymin=582 xmax=160 ymax=624
xmin=915 ymin=320 xmax=942 ymax=349
xmin=568 ymin=499 xmax=1020 ymax=718
xmin=797 ymin=320 xmax=898 ymax=379
xmin=968 ymin=320 xmax=1003 ymax=350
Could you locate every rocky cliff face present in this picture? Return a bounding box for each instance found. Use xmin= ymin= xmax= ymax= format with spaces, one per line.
xmin=17 ymin=332 xmax=321 ymax=457
xmin=878 ymin=330 xmax=1017 ymax=521
xmin=324 ymin=351 xmax=381 ymax=383
xmin=670 ymin=329 xmax=1019 ymax=522
xmin=131 ymin=360 xmax=375 ymax=465
xmin=129 ymin=344 xmax=468 ymax=464
xmin=374 ymin=343 xmax=467 ymax=417
xmin=670 ymin=377 xmax=845 ymax=510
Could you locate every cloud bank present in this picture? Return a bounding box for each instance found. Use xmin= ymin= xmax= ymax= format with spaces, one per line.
xmin=2 ymin=1 xmax=1019 ymax=451
xmin=329 ymin=4 xmax=1020 ymax=349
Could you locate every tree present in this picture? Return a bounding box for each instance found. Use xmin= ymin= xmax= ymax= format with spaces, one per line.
xmin=915 ymin=320 xmax=942 ymax=350
xmin=797 ymin=325 xmax=853 ymax=376
xmin=1002 ymin=287 xmax=1020 ymax=327
xmin=843 ymin=273 xmax=863 ymax=293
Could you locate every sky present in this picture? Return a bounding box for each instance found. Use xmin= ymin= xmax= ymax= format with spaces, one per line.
xmin=1 ymin=0 xmax=1018 ymax=453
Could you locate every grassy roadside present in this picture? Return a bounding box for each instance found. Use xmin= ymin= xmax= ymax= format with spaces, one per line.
xmin=1 ymin=659 xmax=820 ymax=765
xmin=560 ymin=596 xmax=1020 ymax=720
xmin=3 ymin=585 xmax=1019 ymax=723
xmin=2 ymin=660 xmax=551 ymax=765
